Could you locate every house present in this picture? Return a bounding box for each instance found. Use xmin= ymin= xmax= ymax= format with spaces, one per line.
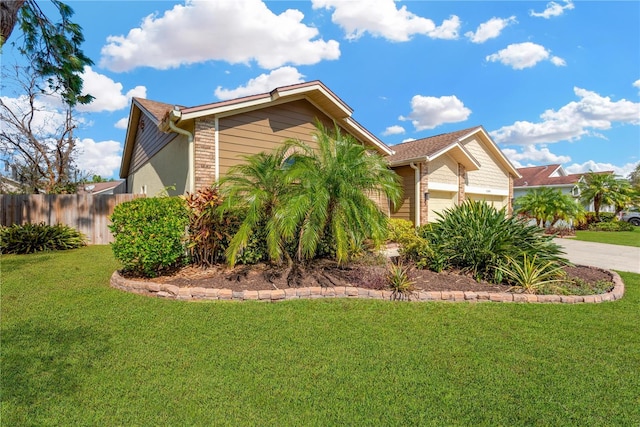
xmin=120 ymin=82 xmax=519 ymax=224
xmin=77 ymin=180 xmax=126 ymax=195
xmin=386 ymin=126 xmax=520 ymax=225
xmin=514 ymin=165 xmax=615 ymax=212
xmin=119 ymin=81 xmax=392 ymax=196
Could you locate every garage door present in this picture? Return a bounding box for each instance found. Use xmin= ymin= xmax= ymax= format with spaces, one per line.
xmin=466 ymin=194 xmax=506 ymax=209
xmin=428 ymin=191 xmax=456 ymax=223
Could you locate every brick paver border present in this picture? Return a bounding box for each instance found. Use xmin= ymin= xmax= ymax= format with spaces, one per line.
xmin=110 ymin=270 xmax=625 ymax=303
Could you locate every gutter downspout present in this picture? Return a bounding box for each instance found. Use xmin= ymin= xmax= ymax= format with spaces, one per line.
xmin=410 ymin=162 xmax=420 ymax=225
xmin=168 ymin=109 xmax=195 ymax=193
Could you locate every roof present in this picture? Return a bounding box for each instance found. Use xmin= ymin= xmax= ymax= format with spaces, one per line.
xmin=514 ymin=165 xmax=613 ymax=188
xmin=77 ymin=181 xmax=125 ymax=195
xmin=386 ymin=125 xmax=520 ymax=177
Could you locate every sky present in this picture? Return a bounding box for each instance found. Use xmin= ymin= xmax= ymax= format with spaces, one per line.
xmin=2 ymin=0 xmax=639 ymax=180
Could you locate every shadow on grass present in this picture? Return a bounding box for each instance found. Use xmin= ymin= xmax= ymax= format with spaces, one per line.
xmin=1 ymin=321 xmax=110 ymax=418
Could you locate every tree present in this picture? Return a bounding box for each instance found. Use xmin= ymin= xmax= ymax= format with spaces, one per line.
xmin=1 ymin=0 xmax=93 ymax=106
xmin=278 ymin=121 xmax=402 ymax=264
xmin=0 ymin=64 xmax=79 ymax=193
xmin=578 ymin=171 xmax=622 ymax=219
xmin=514 ymin=187 xmax=585 ymax=228
xmin=628 ymin=162 xmax=640 ymax=189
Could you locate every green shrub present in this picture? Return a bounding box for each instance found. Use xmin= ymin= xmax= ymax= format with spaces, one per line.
xmin=497 ymin=254 xmax=567 ymax=294
xmin=109 ymin=197 xmax=189 ymax=277
xmin=387 ymin=218 xmax=416 ymax=244
xmin=588 ymin=220 xmax=634 ymax=232
xmin=387 ymin=262 xmax=416 ymax=301
xmin=423 ymin=200 xmax=566 ymax=283
xmin=0 ymin=222 xmax=86 ymax=254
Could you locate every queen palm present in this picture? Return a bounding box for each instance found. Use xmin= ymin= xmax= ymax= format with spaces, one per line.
xmin=279 ymin=121 xmax=402 ymax=264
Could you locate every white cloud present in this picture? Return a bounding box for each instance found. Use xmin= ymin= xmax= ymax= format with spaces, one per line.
xmin=486 ymin=42 xmax=565 ymax=70
xmin=399 ymin=95 xmax=471 ymax=131
xmin=76 ymin=138 xmax=122 ymax=178
xmin=550 ymin=56 xmax=567 ymax=67
xmin=312 ymin=0 xmax=460 ymax=41
xmin=530 ymin=1 xmax=575 ymax=19
xmin=501 ymin=145 xmax=571 ymax=168
xmin=77 ymin=67 xmax=147 ymax=113
xmin=214 ymin=67 xmax=305 ymax=100
xmin=382 ymin=125 xmax=405 ymax=136
xmin=100 ymin=0 xmax=340 ymax=71
xmin=634 ymin=79 xmax=640 ymax=94
xmin=401 ymin=138 xmax=416 ymax=143
xmin=491 ymin=87 xmax=640 ymax=145
xmin=465 ymin=16 xmax=516 ymax=44
xmin=114 ymin=117 xmax=129 ymax=130
xmin=1 ymin=95 xmax=70 ymax=136
xmin=565 ymin=160 xmax=636 ymax=178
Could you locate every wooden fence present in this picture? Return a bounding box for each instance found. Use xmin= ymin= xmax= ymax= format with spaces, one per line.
xmin=0 ymin=194 xmax=144 ymax=245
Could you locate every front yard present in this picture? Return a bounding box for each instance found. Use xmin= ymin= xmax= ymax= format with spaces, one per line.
xmin=575 ymin=227 xmax=640 ymax=247
xmin=2 ymin=245 xmax=639 ymax=425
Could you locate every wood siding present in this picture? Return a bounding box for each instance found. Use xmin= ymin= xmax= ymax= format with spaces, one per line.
xmin=390 ymin=165 xmax=415 ymax=222
xmin=462 ymin=136 xmax=509 ymax=190
xmin=429 ymin=155 xmax=458 ymax=186
xmin=0 ymin=194 xmax=144 ymax=244
xmin=130 ymin=114 xmax=177 ymax=175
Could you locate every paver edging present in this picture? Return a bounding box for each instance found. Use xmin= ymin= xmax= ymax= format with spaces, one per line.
xmin=110 ymin=270 xmax=625 ymax=303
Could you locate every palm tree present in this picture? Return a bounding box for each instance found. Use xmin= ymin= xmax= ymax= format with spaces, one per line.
xmin=515 ymin=187 xmax=584 ymax=228
xmin=218 ymin=146 xmax=294 ymax=266
xmin=578 ymin=171 xmax=621 ymax=220
xmin=278 ymin=121 xmax=402 ymax=264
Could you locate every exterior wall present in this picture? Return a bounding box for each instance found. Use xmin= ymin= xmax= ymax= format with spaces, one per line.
xmin=419 ymin=162 xmax=428 ymax=225
xmin=194 ymin=117 xmax=216 ymax=189
xmin=458 ymin=164 xmax=466 ymax=204
xmin=129 ymin=114 xmax=176 ymax=175
xmin=390 ymin=165 xmax=415 ymax=222
xmin=428 ymin=155 xmax=458 ymax=186
xmin=428 ymin=190 xmax=456 ymax=222
xmin=462 ymin=136 xmax=510 ymax=193
xmin=127 ymin=135 xmax=189 ymax=196
xmin=217 ymin=99 xmax=336 ymax=177
xmin=467 ymin=193 xmax=507 ymax=209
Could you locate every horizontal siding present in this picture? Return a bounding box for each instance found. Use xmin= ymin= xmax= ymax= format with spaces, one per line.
xmin=429 ymin=155 xmax=458 ymax=185
xmin=130 ymin=114 xmax=177 ymax=174
xmin=390 ymin=166 xmax=414 ymax=222
xmin=462 ymin=137 xmax=509 ymax=190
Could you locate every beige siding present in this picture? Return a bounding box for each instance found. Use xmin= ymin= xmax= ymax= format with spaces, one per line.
xmin=217 ymin=100 xmax=338 ymax=177
xmin=127 ymin=135 xmax=189 ymax=196
xmin=130 ymin=114 xmax=177 ymax=174
xmin=467 ymin=194 xmax=507 ymax=209
xmin=428 ymin=155 xmax=458 ymax=186
xmin=390 ymin=166 xmax=415 ymax=222
xmin=428 ymin=190 xmax=456 ymax=223
xmin=462 ymin=136 xmax=509 ymax=190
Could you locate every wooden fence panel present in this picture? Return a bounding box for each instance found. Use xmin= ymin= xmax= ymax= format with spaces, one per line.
xmin=0 ymin=194 xmax=144 ymax=245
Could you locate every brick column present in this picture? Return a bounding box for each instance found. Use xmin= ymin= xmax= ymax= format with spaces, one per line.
xmin=419 ymin=162 xmax=429 ymax=225
xmin=457 ymin=164 xmax=466 ymax=204
xmin=194 ymin=117 xmax=216 ymax=190
xmin=508 ymin=175 xmax=514 ymax=216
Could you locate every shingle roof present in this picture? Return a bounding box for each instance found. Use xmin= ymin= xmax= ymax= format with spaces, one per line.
xmin=134 ymin=98 xmax=176 ymax=122
xmin=386 ymin=126 xmax=482 ymax=164
xmin=514 ymin=165 xmax=613 ymax=188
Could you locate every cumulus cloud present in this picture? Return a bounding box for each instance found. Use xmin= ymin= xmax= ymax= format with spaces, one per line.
xmin=1 ymin=95 xmax=72 ymax=136
xmin=490 ymin=87 xmax=640 ymax=145
xmin=399 ymin=95 xmax=471 ymax=131
xmin=501 ymin=145 xmax=571 ymax=168
xmin=465 ymin=16 xmax=517 ymax=44
xmin=486 ymin=42 xmax=565 ymax=70
xmin=382 ymin=125 xmax=405 ymax=136
xmin=214 ymin=67 xmax=305 ymax=100
xmin=312 ymin=0 xmax=460 ymax=41
xmin=100 ymin=0 xmax=340 ymax=72
xmin=565 ymin=160 xmax=637 ymax=178
xmin=634 ymin=79 xmax=640 ymax=94
xmin=114 ymin=117 xmax=129 ymax=130
xmin=77 ymin=67 xmax=147 ymax=113
xmin=76 ymin=138 xmax=122 ymax=178
xmin=530 ymin=1 xmax=574 ymax=19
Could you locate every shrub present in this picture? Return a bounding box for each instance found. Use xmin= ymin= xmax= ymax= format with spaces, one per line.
xmin=588 ymin=221 xmax=634 ymax=232
xmin=387 ymin=218 xmax=416 ymax=244
xmin=497 ymin=254 xmax=567 ymax=294
xmin=423 ymin=200 xmax=566 ymax=283
xmin=0 ymin=222 xmax=86 ymax=254
xmin=387 ymin=262 xmax=416 ymax=301
xmin=109 ymin=197 xmax=189 ymax=277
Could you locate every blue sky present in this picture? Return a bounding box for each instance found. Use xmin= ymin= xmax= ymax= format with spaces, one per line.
xmin=2 ymin=0 xmax=639 ymax=180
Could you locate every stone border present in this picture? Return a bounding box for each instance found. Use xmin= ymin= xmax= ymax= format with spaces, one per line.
xmin=110 ymin=270 xmax=625 ymax=303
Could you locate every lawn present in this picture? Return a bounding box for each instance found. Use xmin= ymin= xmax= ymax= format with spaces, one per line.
xmin=575 ymin=226 xmax=640 ymax=247
xmin=2 ymin=246 xmax=640 ymax=426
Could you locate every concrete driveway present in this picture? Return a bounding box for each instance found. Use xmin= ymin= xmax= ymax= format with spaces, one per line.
xmin=553 ymin=238 xmax=640 ymax=273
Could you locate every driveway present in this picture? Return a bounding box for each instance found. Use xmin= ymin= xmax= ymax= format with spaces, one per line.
xmin=553 ymin=238 xmax=640 ymax=273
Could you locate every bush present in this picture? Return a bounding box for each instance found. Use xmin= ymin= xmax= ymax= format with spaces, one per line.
xmin=588 ymin=220 xmax=634 ymax=232
xmin=575 ymin=212 xmax=616 ymax=230
xmin=109 ymin=197 xmax=189 ymax=277
xmin=422 ymin=200 xmax=566 ymax=283
xmin=387 ymin=218 xmax=416 ymax=244
xmin=0 ymin=222 xmax=86 ymax=254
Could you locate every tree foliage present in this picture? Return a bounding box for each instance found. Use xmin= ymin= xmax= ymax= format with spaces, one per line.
xmin=1 ymin=0 xmax=93 ymax=106
xmin=578 ymin=171 xmax=632 ymax=218
xmin=515 ymin=187 xmax=585 ymax=228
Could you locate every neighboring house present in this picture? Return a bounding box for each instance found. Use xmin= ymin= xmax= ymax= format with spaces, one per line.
xmin=0 ymin=175 xmax=22 ymax=193
xmin=77 ymin=180 xmax=126 ymax=195
xmin=119 ymin=81 xmax=392 ymax=196
xmin=386 ymin=126 xmax=520 ymax=225
xmin=514 ymin=165 xmax=615 ymax=212
xmin=120 ymin=82 xmax=519 ymax=225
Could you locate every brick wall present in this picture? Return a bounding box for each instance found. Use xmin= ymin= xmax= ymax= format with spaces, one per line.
xmin=419 ymin=162 xmax=429 ymax=225
xmin=194 ymin=117 xmax=216 ymax=189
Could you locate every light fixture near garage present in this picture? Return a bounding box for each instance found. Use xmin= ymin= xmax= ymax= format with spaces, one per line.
xmin=424 ymin=192 xmax=429 ymax=202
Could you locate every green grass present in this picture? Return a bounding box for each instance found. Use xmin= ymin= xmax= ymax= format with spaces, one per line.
xmin=2 ymin=246 xmax=640 ymax=426
xmin=575 ymin=226 xmax=640 ymax=247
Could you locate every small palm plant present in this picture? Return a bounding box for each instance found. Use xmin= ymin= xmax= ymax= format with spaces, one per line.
xmin=497 ymin=254 xmax=567 ymax=294
xmin=387 ymin=262 xmax=416 ymax=301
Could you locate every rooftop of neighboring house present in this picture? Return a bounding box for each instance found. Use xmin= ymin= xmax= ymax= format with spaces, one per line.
xmin=77 ymin=181 xmax=125 ymax=195
xmin=514 ymin=165 xmax=613 ymax=188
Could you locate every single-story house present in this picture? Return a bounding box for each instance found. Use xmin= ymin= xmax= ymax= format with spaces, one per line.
xmin=120 ymin=81 xmax=520 ymax=224
xmin=386 ymin=126 xmax=520 ymax=224
xmin=77 ymin=180 xmax=126 ymax=195
xmin=514 ymin=164 xmax=615 ymax=212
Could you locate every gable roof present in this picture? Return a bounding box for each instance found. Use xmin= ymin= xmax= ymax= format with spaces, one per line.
xmin=77 ymin=180 xmax=125 ymax=195
xmin=514 ymin=165 xmax=615 ymax=188
xmin=387 ymin=125 xmax=520 ymax=177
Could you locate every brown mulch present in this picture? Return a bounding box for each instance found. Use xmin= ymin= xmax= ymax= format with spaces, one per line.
xmin=136 ymin=259 xmax=613 ymax=294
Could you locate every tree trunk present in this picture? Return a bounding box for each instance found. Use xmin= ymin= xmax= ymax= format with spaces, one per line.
xmin=1 ymin=0 xmax=27 ymax=45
